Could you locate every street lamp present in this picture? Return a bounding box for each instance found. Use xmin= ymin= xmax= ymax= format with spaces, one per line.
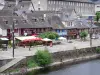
xmin=12 ymin=19 xmax=17 ymax=57
xmin=12 ymin=19 xmax=16 ymax=58
xmin=88 ymin=16 xmax=93 ymax=47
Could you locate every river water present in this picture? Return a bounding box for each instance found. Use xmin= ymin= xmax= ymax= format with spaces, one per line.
xmin=37 ymin=60 xmax=100 ymax=75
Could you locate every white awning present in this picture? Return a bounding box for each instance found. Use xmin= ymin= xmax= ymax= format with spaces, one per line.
xmin=15 ymin=36 xmax=36 ymax=41
xmin=0 ymin=38 xmax=9 ymax=41
xmin=42 ymin=38 xmax=52 ymax=41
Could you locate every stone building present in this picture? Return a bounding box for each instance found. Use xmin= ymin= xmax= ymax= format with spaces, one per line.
xmin=4 ymin=0 xmax=95 ymax=16
xmin=0 ymin=0 xmax=98 ymax=39
xmin=47 ymin=0 xmax=95 ymax=17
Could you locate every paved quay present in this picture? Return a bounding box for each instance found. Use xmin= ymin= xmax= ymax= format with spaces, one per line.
xmin=0 ymin=38 xmax=100 ymax=60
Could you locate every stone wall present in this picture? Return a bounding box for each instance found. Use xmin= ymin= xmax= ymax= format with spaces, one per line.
xmin=52 ymin=47 xmax=99 ymax=62
xmin=1 ymin=46 xmax=100 ymax=74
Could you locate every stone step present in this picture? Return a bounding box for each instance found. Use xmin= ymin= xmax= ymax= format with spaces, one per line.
xmin=0 ymin=57 xmax=25 ymax=73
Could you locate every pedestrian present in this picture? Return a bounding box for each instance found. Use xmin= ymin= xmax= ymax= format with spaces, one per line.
xmin=50 ymin=42 xmax=53 ymax=47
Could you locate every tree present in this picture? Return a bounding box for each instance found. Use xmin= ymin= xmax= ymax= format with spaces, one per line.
xmin=96 ymin=47 xmax=100 ymax=53
xmin=39 ymin=32 xmax=59 ymax=40
xmin=47 ymin=34 xmax=56 ymax=39
xmin=35 ymin=50 xmax=52 ymax=67
xmin=96 ymin=15 xmax=99 ymax=22
xmin=80 ymin=31 xmax=88 ymax=41
xmin=95 ymin=11 xmax=100 ymax=22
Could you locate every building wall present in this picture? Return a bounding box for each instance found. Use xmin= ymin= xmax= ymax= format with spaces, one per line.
xmin=2 ymin=30 xmax=7 ymax=36
xmin=47 ymin=1 xmax=95 ymax=16
xmin=31 ymin=0 xmax=47 ymax=10
xmin=95 ymin=4 xmax=100 ymax=13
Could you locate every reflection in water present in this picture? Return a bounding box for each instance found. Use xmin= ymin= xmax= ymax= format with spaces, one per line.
xmin=38 ymin=60 xmax=100 ymax=75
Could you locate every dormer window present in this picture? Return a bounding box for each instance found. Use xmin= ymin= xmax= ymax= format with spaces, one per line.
xmin=21 ymin=4 xmax=24 ymax=8
xmin=38 ymin=8 xmax=40 ymax=11
xmin=4 ymin=20 xmax=8 ymax=24
xmin=40 ymin=18 xmax=44 ymax=22
xmin=8 ymin=4 xmax=11 ymax=8
xmin=13 ymin=12 xmax=18 ymax=16
xmin=13 ymin=19 xmax=18 ymax=25
xmin=32 ymin=17 xmax=37 ymax=22
xmin=22 ymin=19 xmax=27 ymax=23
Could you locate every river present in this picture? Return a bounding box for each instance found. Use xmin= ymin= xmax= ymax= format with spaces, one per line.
xmin=35 ymin=60 xmax=100 ymax=75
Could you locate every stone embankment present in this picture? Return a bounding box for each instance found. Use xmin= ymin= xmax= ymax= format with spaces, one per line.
xmin=0 ymin=46 xmax=100 ymax=75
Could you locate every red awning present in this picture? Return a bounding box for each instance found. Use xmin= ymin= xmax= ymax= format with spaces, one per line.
xmin=22 ymin=37 xmax=42 ymax=42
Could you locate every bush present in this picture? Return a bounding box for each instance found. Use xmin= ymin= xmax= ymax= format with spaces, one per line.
xmin=35 ymin=50 xmax=52 ymax=67
xmin=39 ymin=32 xmax=59 ymax=40
xmin=96 ymin=47 xmax=100 ymax=53
xmin=47 ymin=34 xmax=56 ymax=39
xmin=8 ymin=40 xmax=12 ymax=48
xmin=80 ymin=31 xmax=88 ymax=41
xmin=27 ymin=58 xmax=38 ymax=68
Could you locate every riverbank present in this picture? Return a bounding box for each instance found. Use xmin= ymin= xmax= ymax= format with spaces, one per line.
xmin=1 ymin=46 xmax=100 ymax=75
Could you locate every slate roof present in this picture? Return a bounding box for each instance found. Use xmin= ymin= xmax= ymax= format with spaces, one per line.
xmin=0 ymin=9 xmax=13 ymax=16
xmin=26 ymin=13 xmax=52 ymax=28
xmin=0 ymin=16 xmax=32 ymax=29
xmin=66 ymin=18 xmax=98 ymax=29
xmin=48 ymin=16 xmax=65 ymax=29
xmin=3 ymin=0 xmax=31 ymax=11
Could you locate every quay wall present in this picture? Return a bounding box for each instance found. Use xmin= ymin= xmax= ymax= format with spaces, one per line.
xmin=1 ymin=46 xmax=100 ymax=75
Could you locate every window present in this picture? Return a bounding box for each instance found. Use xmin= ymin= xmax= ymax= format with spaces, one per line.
xmin=40 ymin=18 xmax=44 ymax=22
xmin=14 ymin=29 xmax=18 ymax=33
xmin=38 ymin=7 xmax=40 ymax=11
xmin=8 ymin=4 xmax=11 ymax=8
xmin=97 ymin=6 xmax=100 ymax=7
xmin=4 ymin=20 xmax=8 ymax=24
xmin=14 ymin=19 xmax=18 ymax=25
xmin=21 ymin=4 xmax=24 ymax=8
xmin=22 ymin=19 xmax=27 ymax=23
xmin=13 ymin=12 xmax=18 ymax=16
xmin=54 ymin=1 xmax=55 ymax=4
xmin=32 ymin=17 xmax=37 ymax=22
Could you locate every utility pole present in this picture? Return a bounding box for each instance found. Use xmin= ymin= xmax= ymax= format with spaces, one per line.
xmin=12 ymin=21 xmax=15 ymax=58
xmin=89 ymin=16 xmax=93 ymax=48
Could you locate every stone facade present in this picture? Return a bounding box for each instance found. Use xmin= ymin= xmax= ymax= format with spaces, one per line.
xmin=47 ymin=0 xmax=95 ymax=16
xmin=30 ymin=0 xmax=95 ymax=16
xmin=31 ymin=0 xmax=47 ymax=11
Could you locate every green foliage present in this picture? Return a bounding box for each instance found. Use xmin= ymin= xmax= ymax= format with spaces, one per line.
xmin=39 ymin=32 xmax=59 ymax=40
xmin=35 ymin=50 xmax=52 ymax=67
xmin=80 ymin=31 xmax=88 ymax=40
xmin=95 ymin=11 xmax=100 ymax=22
xmin=7 ymin=68 xmax=19 ymax=73
xmin=8 ymin=40 xmax=12 ymax=48
xmin=47 ymin=34 xmax=56 ymax=39
xmin=96 ymin=15 xmax=99 ymax=22
xmin=27 ymin=58 xmax=38 ymax=68
xmin=96 ymin=47 xmax=100 ymax=53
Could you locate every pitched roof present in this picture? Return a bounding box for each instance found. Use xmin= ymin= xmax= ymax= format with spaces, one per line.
xmin=66 ymin=18 xmax=98 ymax=29
xmin=48 ymin=16 xmax=65 ymax=29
